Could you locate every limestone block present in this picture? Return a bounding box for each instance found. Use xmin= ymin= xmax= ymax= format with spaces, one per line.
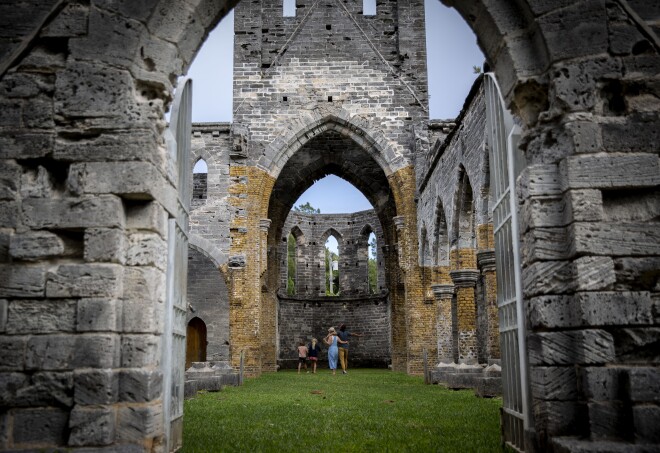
xmin=570 ymin=222 xmax=660 ymax=257
xmin=528 ymin=330 xmax=615 ymax=365
xmin=0 ymin=230 xmax=8 ymax=262
xmin=22 ymin=195 xmax=125 ymax=229
xmin=0 ymin=336 xmax=26 ymax=370
xmin=532 ymin=400 xmax=584 ymax=438
xmin=577 ymin=292 xmax=654 ymax=327
xmin=20 ymin=165 xmax=53 ymax=198
xmin=6 ymin=299 xmax=76 ymax=334
xmin=0 ymin=410 xmax=6 ymax=450
xmin=68 ymin=405 xmax=115 ymax=447
xmin=523 ymin=260 xmax=575 ymax=297
xmin=54 ymin=130 xmax=162 ymax=167
xmin=9 ymin=231 xmax=65 ymax=261
xmin=46 ymin=264 xmax=123 ymax=298
xmin=560 ymin=154 xmax=660 ymax=191
xmin=13 ymin=408 xmax=68 ymax=446
xmin=125 ymin=232 xmax=167 ymax=269
xmin=120 ymin=334 xmax=161 ymax=367
xmin=613 ymin=328 xmax=660 ymax=363
xmin=125 ymin=200 xmax=168 ymax=238
xmin=0 ymin=99 xmax=21 ymax=128
xmin=566 ymin=189 xmax=603 ymax=223
xmin=84 ymin=228 xmax=126 ymax=264
xmin=613 ymin=257 xmax=660 ymax=292
xmin=74 ymin=369 xmax=118 ymax=405
xmin=100 ymin=0 xmax=160 ymax=22
xmin=41 ymin=3 xmax=88 ymax=37
xmin=8 ymin=371 xmax=74 ymax=408
xmin=530 ymin=366 xmax=578 ymax=401
xmin=0 ymin=201 xmax=18 ymax=227
xmin=0 ymin=299 xmax=5 ymax=332
xmin=633 ymin=405 xmax=660 ymax=443
xmin=77 ymin=298 xmax=121 ymax=332
xmin=0 ymin=372 xmax=28 ymax=406
xmin=26 ymin=334 xmax=120 ymax=370
xmin=574 ymin=256 xmax=615 ymax=291
xmin=522 ymin=227 xmax=570 ymax=264
xmin=589 ymin=401 xmax=629 ymax=440
xmin=602 ymin=113 xmax=660 ymax=154
xmin=229 ymin=254 xmax=246 ymax=268
xmin=116 ymin=404 xmax=163 ymax=442
xmin=0 ymin=160 xmax=19 ymax=200
xmin=627 ymin=367 xmax=660 ymax=403
xmin=0 ymin=132 xmax=54 ymax=159
xmin=22 ymin=96 xmax=54 ymax=128
xmin=119 ymin=369 xmax=163 ymax=402
xmin=122 ymin=266 xmax=165 ymax=333
xmin=0 ymin=264 xmax=46 ymax=298
xmin=579 ymin=366 xmax=624 ymax=401
xmin=70 ymin=161 xmax=169 ymax=201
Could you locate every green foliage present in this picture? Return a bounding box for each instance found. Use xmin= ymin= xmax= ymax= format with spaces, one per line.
xmin=368 ymin=258 xmax=378 ymax=294
xmin=183 ymin=369 xmax=502 ymax=452
xmin=293 ymin=202 xmax=320 ymax=214
xmin=286 ymin=234 xmax=296 ymax=295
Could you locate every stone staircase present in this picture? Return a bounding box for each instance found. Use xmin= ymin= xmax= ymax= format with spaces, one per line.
xmin=184 ymin=361 xmax=241 ymax=398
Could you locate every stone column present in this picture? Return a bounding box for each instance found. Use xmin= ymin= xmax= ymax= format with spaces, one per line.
xmin=431 ymin=283 xmax=455 ymax=364
xmin=259 ymin=219 xmax=271 ymax=277
xmin=477 ymin=249 xmax=499 ymax=361
xmin=449 ymin=269 xmax=480 ymax=364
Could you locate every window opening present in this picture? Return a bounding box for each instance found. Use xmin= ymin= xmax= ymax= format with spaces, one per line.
xmin=325 ymin=235 xmax=339 ymax=296
xmin=283 ymin=0 xmax=296 ymax=17
xmin=286 ymin=233 xmax=297 ymax=295
xmin=363 ymin=0 xmax=376 ymax=16
xmin=368 ymin=232 xmax=377 ymax=294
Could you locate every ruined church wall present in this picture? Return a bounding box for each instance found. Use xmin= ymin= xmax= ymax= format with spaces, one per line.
xmin=278 ymin=296 xmax=391 ymax=368
xmin=186 ymin=247 xmax=230 ymax=362
xmin=280 ymin=210 xmax=385 ymax=296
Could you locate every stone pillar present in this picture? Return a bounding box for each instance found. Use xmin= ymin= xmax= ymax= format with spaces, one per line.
xmin=449 ymin=269 xmax=480 ymax=364
xmin=477 ymin=249 xmax=499 ymax=361
xmin=259 ymin=219 xmax=271 ymax=276
xmin=431 ymin=283 xmax=455 ymax=364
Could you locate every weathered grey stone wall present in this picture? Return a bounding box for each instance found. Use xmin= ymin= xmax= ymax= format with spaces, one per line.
xmin=233 ymin=0 xmax=429 ymax=175
xmin=280 ymin=210 xmax=385 ymax=296
xmin=278 ymin=295 xmax=391 ymax=368
xmin=186 ymin=247 xmax=230 ymax=362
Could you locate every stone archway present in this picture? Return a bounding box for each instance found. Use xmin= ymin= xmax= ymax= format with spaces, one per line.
xmin=1 ymin=1 xmax=658 ymax=452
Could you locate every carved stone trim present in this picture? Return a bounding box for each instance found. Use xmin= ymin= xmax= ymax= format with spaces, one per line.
xmin=477 ymin=249 xmax=496 ymax=273
xmin=259 ymin=219 xmax=272 ymax=232
xmin=449 ymin=269 xmax=480 ymax=287
xmin=393 ymin=216 xmax=406 ymax=231
xmin=431 ymin=283 xmax=454 ymax=301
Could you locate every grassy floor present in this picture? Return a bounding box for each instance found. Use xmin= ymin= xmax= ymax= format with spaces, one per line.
xmin=182 ymin=369 xmax=502 ymax=452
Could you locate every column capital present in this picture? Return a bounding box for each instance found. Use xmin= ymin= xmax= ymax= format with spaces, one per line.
xmin=431 ymin=283 xmax=454 ymax=301
xmin=477 ymin=249 xmax=496 ymax=273
xmin=449 ymin=269 xmax=480 ymax=287
xmin=259 ymin=219 xmax=272 ymax=232
xmin=393 ymin=215 xmax=406 ymax=231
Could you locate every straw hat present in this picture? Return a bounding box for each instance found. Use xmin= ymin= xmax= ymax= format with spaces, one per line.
xmin=328 ymin=327 xmax=336 ymax=334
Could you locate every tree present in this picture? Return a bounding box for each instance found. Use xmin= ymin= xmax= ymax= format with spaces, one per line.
xmin=294 ymin=202 xmax=320 ymax=214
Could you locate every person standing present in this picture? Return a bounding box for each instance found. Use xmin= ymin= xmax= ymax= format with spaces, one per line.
xmin=337 ymin=324 xmax=363 ymax=374
xmin=308 ymin=337 xmax=321 ymax=374
xmin=324 ymin=327 xmax=347 ymax=375
xmin=297 ymin=341 xmax=309 ymax=374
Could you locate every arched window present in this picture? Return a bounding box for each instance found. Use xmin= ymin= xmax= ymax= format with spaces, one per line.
xmin=192 ymin=158 xmax=208 ymax=205
xmin=363 ymin=0 xmax=376 ymax=16
xmin=286 ymin=232 xmax=297 ymax=295
xmin=325 ymin=235 xmax=339 ymax=296
xmin=283 ymin=0 xmax=296 ymax=17
xmin=367 ymin=231 xmax=377 ymax=294
xmin=453 ymin=166 xmax=476 ymax=268
xmin=434 ymin=200 xmax=449 ymax=266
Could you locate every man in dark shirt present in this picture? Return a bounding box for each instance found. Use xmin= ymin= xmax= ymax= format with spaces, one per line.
xmin=337 ymin=324 xmax=363 ymax=374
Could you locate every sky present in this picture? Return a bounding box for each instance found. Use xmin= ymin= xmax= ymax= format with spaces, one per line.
xmin=188 ymin=1 xmax=484 ymax=215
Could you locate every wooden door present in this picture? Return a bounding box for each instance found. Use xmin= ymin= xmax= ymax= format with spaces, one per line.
xmin=186 ymin=317 xmax=207 ymax=368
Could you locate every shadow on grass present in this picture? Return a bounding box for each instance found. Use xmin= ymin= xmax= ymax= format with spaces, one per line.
xmin=182 ymin=369 xmax=503 ymax=452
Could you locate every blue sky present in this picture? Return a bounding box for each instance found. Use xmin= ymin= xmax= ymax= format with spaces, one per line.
xmin=188 ymin=1 xmax=484 ymax=214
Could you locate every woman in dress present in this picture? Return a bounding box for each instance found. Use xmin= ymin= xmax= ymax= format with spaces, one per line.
xmin=324 ymin=327 xmax=348 ymax=375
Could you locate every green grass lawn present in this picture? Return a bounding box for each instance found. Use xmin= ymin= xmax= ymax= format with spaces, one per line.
xmin=182 ymin=369 xmax=502 ymax=452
